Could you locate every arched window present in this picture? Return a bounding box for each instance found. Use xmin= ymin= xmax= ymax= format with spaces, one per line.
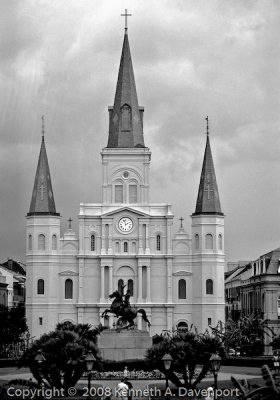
xmin=115 ymin=184 xmax=123 ymax=203
xmin=124 ymin=242 xmax=128 ymax=253
xmin=28 ymin=234 xmax=32 ymax=251
xmin=91 ymin=235 xmax=95 ymax=251
xmin=218 ymin=234 xmax=223 ymax=250
xmin=206 ymin=234 xmax=213 ymax=250
xmin=52 ymin=234 xmax=57 ymax=250
xmin=38 ymin=234 xmax=45 ymax=250
xmin=129 ymin=185 xmax=137 ymax=203
xmin=156 ymin=235 xmax=161 ymax=251
xmin=128 ymin=279 xmax=133 ymax=296
xmin=195 ymin=234 xmax=199 ymax=250
xmin=178 ymin=279 xmax=186 ymax=299
xmin=177 ymin=321 xmax=188 ymax=332
xmin=37 ymin=279 xmax=44 ymax=295
xmin=132 ymin=242 xmax=136 ymax=253
xmin=118 ymin=279 xmax=124 ymax=294
xmin=65 ymin=279 xmax=73 ymax=299
xmin=206 ymin=279 xmax=213 ymax=295
xmin=115 ymin=242 xmax=120 ymax=253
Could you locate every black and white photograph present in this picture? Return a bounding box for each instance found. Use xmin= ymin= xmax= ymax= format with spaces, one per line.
xmin=0 ymin=1 xmax=280 ymax=399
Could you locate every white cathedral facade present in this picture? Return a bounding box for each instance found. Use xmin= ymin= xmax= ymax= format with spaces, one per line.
xmin=26 ymin=29 xmax=225 ymax=339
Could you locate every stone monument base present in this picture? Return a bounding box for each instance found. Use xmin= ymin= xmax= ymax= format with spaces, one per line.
xmin=98 ymin=329 xmax=152 ymax=361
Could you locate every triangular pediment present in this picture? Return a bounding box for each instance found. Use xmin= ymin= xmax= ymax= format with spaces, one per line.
xmin=101 ymin=206 xmax=150 ymax=218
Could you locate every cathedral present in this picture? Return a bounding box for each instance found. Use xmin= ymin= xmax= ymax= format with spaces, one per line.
xmin=26 ymin=27 xmax=225 ymax=338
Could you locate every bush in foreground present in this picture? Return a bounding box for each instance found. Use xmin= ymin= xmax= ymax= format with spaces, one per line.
xmin=19 ymin=322 xmax=103 ymax=390
xmin=146 ymin=329 xmax=224 ymax=389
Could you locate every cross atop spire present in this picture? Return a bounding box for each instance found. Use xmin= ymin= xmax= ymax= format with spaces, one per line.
xmin=206 ymin=115 xmax=209 ymax=136
xmin=68 ymin=218 xmax=72 ymax=229
xmin=121 ymin=9 xmax=132 ymax=31
xmin=179 ymin=217 xmax=184 ymax=229
xmin=41 ymin=115 xmax=45 ymax=138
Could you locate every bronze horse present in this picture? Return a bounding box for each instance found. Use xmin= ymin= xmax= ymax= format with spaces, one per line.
xmin=102 ymin=290 xmax=151 ymax=330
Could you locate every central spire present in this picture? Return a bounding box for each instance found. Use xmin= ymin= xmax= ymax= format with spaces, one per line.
xmin=107 ymin=28 xmax=145 ymax=148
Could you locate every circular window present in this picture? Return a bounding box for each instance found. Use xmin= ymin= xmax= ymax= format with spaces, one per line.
xmin=123 ymin=171 xmax=129 ymax=179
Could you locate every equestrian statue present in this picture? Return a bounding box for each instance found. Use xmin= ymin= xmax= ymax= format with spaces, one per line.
xmin=102 ymin=284 xmax=151 ymax=330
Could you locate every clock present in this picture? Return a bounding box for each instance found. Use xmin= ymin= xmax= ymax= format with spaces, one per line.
xmin=118 ymin=217 xmax=133 ymax=233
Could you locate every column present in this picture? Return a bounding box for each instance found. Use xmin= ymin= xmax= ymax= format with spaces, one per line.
xmin=167 ymin=220 xmax=173 ymax=253
xmin=108 ymin=223 xmax=113 ymax=255
xmin=109 ymin=265 xmax=113 ymax=295
xmin=79 ymin=220 xmax=85 ymax=255
xmin=102 ymin=161 xmax=108 ymax=203
xmin=167 ymin=258 xmax=173 ymax=302
xmin=100 ymin=266 xmax=105 ymax=302
xmin=78 ymin=258 xmax=84 ymax=303
xmin=146 ymin=266 xmax=151 ymax=302
xmin=167 ymin=308 xmax=173 ymax=331
xmin=78 ymin=308 xmax=84 ymax=324
xmin=145 ymin=223 xmax=150 ymax=255
xmin=138 ymin=223 xmax=143 ymax=254
xmin=101 ymin=222 xmax=106 ymax=255
xmin=138 ymin=265 xmax=143 ymax=302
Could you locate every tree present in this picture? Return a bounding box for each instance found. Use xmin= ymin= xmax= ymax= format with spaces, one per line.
xmin=211 ymin=313 xmax=274 ymax=356
xmin=146 ymin=329 xmax=224 ymax=389
xmin=0 ymin=304 xmax=28 ymax=346
xmin=19 ymin=322 xmax=104 ymax=390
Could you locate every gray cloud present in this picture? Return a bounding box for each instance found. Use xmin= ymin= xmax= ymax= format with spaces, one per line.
xmin=0 ymin=0 xmax=280 ymax=263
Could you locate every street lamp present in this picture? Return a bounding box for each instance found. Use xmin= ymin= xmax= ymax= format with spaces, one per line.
xmin=273 ymin=351 xmax=280 ymax=377
xmin=162 ymin=353 xmax=173 ymax=392
xmin=35 ymin=350 xmax=45 ymax=399
xmin=210 ymin=353 xmax=221 ymax=400
xmin=35 ymin=349 xmax=45 ymax=365
xmin=85 ymin=351 xmax=95 ymax=398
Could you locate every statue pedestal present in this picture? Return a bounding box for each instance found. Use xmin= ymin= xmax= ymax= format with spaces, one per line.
xmin=98 ymin=330 xmax=152 ymax=361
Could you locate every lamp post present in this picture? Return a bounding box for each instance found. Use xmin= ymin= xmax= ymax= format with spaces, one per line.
xmin=210 ymin=353 xmax=221 ymax=400
xmin=273 ymin=351 xmax=280 ymax=377
xmin=35 ymin=350 xmax=45 ymax=399
xmin=162 ymin=353 xmax=173 ymax=393
xmin=85 ymin=351 xmax=95 ymax=399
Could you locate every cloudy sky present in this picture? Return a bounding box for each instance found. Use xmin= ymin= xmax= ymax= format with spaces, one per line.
xmin=0 ymin=0 xmax=279 ymax=264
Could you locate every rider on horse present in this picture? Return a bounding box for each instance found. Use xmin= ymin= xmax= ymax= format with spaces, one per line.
xmin=102 ymin=284 xmax=151 ymax=329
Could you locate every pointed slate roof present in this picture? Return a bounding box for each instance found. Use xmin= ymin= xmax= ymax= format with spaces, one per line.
xmin=107 ymin=31 xmax=145 ymax=148
xmin=193 ymin=135 xmax=223 ymax=216
xmin=27 ymin=136 xmax=59 ymax=216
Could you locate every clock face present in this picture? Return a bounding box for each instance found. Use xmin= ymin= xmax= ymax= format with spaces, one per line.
xmin=118 ymin=217 xmax=133 ymax=233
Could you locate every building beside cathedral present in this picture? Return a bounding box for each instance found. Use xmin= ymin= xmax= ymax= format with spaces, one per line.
xmin=26 ymin=28 xmax=225 ymax=338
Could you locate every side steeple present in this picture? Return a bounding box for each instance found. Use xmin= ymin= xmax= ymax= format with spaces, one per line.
xmin=193 ymin=118 xmax=223 ymax=216
xmin=107 ymin=28 xmax=145 ymax=148
xmin=27 ymin=122 xmax=59 ymax=216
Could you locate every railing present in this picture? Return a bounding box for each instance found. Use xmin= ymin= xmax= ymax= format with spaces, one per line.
xmin=0 ymin=338 xmax=34 ymax=359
